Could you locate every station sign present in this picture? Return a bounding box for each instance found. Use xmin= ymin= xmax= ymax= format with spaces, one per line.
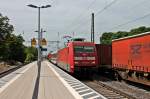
xmin=41 ymin=47 xmax=47 ymax=51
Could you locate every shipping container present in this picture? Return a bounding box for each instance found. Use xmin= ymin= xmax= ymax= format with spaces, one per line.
xmin=112 ymin=32 xmax=150 ymax=86
xmin=95 ymin=44 xmax=112 ymax=68
xmin=112 ymin=32 xmax=150 ymax=73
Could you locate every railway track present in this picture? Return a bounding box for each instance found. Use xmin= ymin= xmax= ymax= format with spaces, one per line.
xmin=0 ymin=64 xmax=27 ymax=78
xmin=50 ymin=60 xmax=149 ymax=99
xmin=82 ymin=80 xmax=136 ymax=99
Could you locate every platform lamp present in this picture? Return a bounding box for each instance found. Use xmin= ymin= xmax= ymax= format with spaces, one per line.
xmin=27 ymin=4 xmax=51 ymax=67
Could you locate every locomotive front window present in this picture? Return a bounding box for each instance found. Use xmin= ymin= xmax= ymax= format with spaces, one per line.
xmin=74 ymin=46 xmax=94 ymax=53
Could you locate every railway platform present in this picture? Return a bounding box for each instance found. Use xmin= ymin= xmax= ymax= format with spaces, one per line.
xmin=0 ymin=60 xmax=106 ymax=99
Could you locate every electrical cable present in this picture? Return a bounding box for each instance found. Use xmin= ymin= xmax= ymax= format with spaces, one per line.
xmin=95 ymin=0 xmax=118 ymax=17
xmin=65 ymin=0 xmax=97 ymax=32
xmin=110 ymin=12 xmax=150 ymax=30
xmin=72 ymin=0 xmax=118 ymax=33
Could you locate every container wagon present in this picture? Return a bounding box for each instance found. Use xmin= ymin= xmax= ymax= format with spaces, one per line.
xmin=112 ymin=32 xmax=150 ymax=86
xmin=57 ymin=40 xmax=98 ymax=74
xmin=95 ymin=44 xmax=112 ymax=68
xmin=95 ymin=44 xmax=113 ymax=77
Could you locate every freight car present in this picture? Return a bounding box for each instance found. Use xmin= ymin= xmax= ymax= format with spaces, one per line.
xmin=56 ymin=39 xmax=98 ymax=74
xmin=95 ymin=44 xmax=112 ymax=68
xmin=95 ymin=44 xmax=113 ymax=78
xmin=112 ymin=32 xmax=150 ymax=86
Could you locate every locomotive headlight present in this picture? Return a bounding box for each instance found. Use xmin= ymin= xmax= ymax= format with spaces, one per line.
xmin=74 ymin=57 xmax=82 ymax=60
xmin=91 ymin=61 xmax=95 ymax=64
xmin=74 ymin=61 xmax=79 ymax=64
xmin=87 ymin=57 xmax=95 ymax=60
xmin=75 ymin=57 xmax=95 ymax=60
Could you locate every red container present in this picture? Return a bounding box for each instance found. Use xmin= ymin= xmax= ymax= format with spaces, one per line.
xmin=57 ymin=41 xmax=98 ymax=74
xmin=95 ymin=44 xmax=112 ymax=68
xmin=112 ymin=32 xmax=150 ymax=73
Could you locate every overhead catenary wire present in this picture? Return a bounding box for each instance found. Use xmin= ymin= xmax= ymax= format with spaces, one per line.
xmin=107 ymin=0 xmax=150 ymax=30
xmin=95 ymin=0 xmax=118 ymax=17
xmin=73 ymin=0 xmax=118 ymax=33
xmin=76 ymin=0 xmax=150 ymax=34
xmin=65 ymin=0 xmax=97 ymax=32
xmin=73 ymin=0 xmax=149 ymax=34
xmin=129 ymin=0 xmax=149 ymax=10
xmin=65 ymin=0 xmax=149 ymax=37
xmin=110 ymin=12 xmax=150 ymax=30
xmin=82 ymin=0 xmax=149 ymax=33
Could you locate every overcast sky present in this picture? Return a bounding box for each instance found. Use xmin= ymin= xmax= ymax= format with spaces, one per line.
xmin=1 ymin=0 xmax=150 ymax=50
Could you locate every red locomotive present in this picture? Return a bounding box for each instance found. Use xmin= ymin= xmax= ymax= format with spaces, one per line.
xmin=47 ymin=53 xmax=52 ymax=59
xmin=112 ymin=32 xmax=150 ymax=86
xmin=56 ymin=38 xmax=98 ymax=74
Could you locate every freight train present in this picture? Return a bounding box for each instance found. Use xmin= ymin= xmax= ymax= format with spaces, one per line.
xmin=48 ymin=32 xmax=150 ymax=86
xmin=112 ymin=32 xmax=150 ymax=86
xmin=96 ymin=32 xmax=150 ymax=86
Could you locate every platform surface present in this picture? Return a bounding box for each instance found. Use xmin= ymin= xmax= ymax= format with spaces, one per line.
xmin=38 ymin=61 xmax=75 ymax=99
xmin=0 ymin=61 xmax=106 ymax=99
xmin=0 ymin=61 xmax=76 ymax=99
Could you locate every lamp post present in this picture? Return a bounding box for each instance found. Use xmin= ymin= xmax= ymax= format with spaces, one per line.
xmin=27 ymin=4 xmax=51 ymax=67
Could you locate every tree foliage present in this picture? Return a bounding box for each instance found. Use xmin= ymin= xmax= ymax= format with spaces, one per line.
xmin=100 ymin=26 xmax=150 ymax=44
xmin=100 ymin=32 xmax=113 ymax=44
xmin=0 ymin=13 xmax=13 ymax=41
xmin=0 ymin=13 xmax=37 ymax=64
xmin=24 ymin=47 xmax=37 ymax=63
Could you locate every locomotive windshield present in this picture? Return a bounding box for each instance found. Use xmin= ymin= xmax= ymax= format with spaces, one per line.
xmin=74 ymin=46 xmax=95 ymax=53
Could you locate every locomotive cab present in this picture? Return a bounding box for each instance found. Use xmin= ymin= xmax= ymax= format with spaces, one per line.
xmin=73 ymin=45 xmax=97 ymax=67
xmin=70 ymin=41 xmax=98 ymax=76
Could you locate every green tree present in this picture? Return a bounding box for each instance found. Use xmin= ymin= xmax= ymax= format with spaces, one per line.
xmin=130 ymin=26 xmax=150 ymax=35
xmin=0 ymin=13 xmax=14 ymax=61
xmin=7 ymin=34 xmax=25 ymax=62
xmin=0 ymin=13 xmax=26 ymax=64
xmin=24 ymin=47 xmax=37 ymax=63
xmin=0 ymin=13 xmax=13 ymax=41
xmin=0 ymin=13 xmax=38 ymax=64
xmin=112 ymin=31 xmax=129 ymax=39
xmin=100 ymin=26 xmax=150 ymax=44
xmin=100 ymin=32 xmax=113 ymax=44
